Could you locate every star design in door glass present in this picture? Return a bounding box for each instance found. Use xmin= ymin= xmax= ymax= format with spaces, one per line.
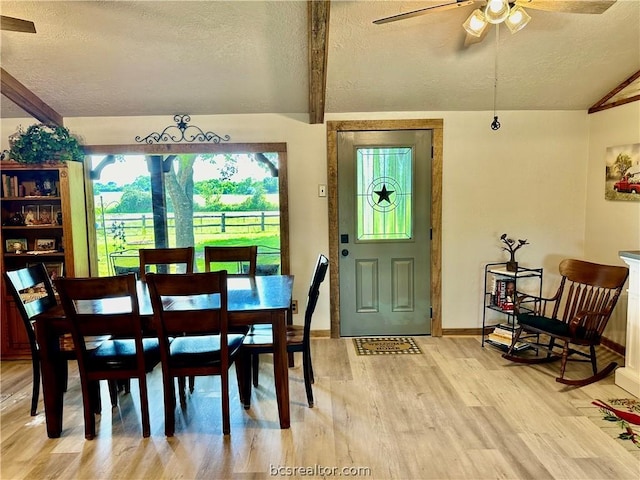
xmin=367 ymin=177 xmax=401 ymax=213
xmin=374 ymin=184 xmax=394 ymax=205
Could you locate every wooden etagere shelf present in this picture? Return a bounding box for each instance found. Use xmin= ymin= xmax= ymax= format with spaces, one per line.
xmin=481 ymin=262 xmax=543 ymax=351
xmin=1 ymin=161 xmax=90 ymax=359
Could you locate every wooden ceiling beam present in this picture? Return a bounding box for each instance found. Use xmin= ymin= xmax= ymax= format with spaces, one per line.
xmin=588 ymin=69 xmax=640 ymax=114
xmin=1 ymin=67 xmax=63 ymax=126
xmin=308 ymin=0 xmax=330 ymax=125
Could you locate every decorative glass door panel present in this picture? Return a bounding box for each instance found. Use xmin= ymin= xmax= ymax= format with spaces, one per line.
xmin=356 ymin=147 xmax=413 ymax=241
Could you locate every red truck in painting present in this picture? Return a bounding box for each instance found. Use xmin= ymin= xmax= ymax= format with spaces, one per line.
xmin=614 ymin=176 xmax=640 ymax=194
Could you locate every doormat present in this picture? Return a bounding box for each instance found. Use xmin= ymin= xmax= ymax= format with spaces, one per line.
xmin=574 ymin=398 xmax=640 ymax=457
xmin=353 ymin=337 xmax=422 ymax=356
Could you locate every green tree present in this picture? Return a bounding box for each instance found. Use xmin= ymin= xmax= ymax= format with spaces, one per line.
xmin=614 ymin=153 xmax=632 ymax=177
xmin=115 ymin=186 xmax=151 ymax=212
xmin=163 ymin=153 xmax=278 ymax=247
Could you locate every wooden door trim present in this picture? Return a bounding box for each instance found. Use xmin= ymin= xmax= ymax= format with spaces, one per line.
xmin=327 ymin=119 xmax=443 ymax=338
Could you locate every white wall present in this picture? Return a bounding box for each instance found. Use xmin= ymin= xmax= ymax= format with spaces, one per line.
xmin=586 ymin=102 xmax=640 ymax=345
xmin=1 ymin=109 xmax=617 ymax=334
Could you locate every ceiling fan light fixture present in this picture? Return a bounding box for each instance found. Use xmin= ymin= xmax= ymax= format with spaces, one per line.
xmin=484 ymin=0 xmax=510 ymax=24
xmin=505 ymin=5 xmax=531 ymax=34
xmin=463 ymin=9 xmax=488 ymax=37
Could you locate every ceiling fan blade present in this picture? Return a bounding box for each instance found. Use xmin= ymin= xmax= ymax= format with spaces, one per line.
xmin=1 ymin=15 xmax=36 ymax=33
xmin=464 ymin=25 xmax=491 ymax=47
xmin=373 ymin=0 xmax=475 ymax=25
xmin=514 ymin=1 xmax=616 ymax=14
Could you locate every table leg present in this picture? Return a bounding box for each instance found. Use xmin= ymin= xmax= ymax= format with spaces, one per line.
xmin=272 ymin=309 xmax=290 ymax=429
xmin=36 ymin=324 xmax=65 ymax=438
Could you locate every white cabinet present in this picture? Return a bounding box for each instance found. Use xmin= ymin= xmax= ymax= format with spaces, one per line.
xmin=616 ymin=251 xmax=640 ymax=397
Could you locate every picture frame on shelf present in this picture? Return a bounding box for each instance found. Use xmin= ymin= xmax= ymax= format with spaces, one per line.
xmin=37 ymin=204 xmax=55 ymax=225
xmin=28 ymin=262 xmax=64 ymax=281
xmin=5 ymin=238 xmax=28 ymax=253
xmin=21 ymin=204 xmax=38 ymax=225
xmin=28 ymin=262 xmax=64 ymax=292
xmin=34 ymin=238 xmax=56 ymax=251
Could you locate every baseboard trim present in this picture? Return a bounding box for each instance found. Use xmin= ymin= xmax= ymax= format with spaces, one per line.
xmin=601 ymin=336 xmax=625 ymax=356
xmin=442 ymin=328 xmax=483 ymax=336
xmin=310 ymin=329 xmax=331 ymax=338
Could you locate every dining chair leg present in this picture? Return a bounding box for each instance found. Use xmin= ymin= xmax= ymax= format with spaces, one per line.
xmin=251 ymin=354 xmax=259 ymax=387
xmin=305 ymin=349 xmax=315 ymax=384
xmin=221 ymin=372 xmax=230 ymax=435
xmin=239 ymin=353 xmax=252 ymax=409
xmin=84 ymin=381 xmax=99 ymax=439
xmin=164 ymin=375 xmax=177 ymax=437
xmin=234 ymin=356 xmax=245 ymax=406
xmin=177 ymin=376 xmax=187 ymax=406
xmin=108 ymin=381 xmax=119 ymax=407
xmin=302 ymin=352 xmax=314 ymax=408
xmin=89 ymin=380 xmax=102 ymax=414
xmin=138 ymin=376 xmax=151 ymax=438
xmin=31 ymin=358 xmax=40 ymax=416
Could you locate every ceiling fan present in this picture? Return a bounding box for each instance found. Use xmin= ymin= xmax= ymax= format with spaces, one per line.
xmin=373 ymin=1 xmax=616 ymax=46
xmin=1 ymin=15 xmax=36 ymax=33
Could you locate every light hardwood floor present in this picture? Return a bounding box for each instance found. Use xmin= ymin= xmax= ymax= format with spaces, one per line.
xmin=1 ymin=336 xmax=639 ymax=479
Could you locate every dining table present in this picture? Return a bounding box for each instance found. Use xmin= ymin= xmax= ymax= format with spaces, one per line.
xmin=34 ymin=274 xmax=294 ymax=438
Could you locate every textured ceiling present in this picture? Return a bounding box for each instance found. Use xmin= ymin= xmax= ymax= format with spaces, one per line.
xmin=1 ymin=0 xmax=639 ymax=120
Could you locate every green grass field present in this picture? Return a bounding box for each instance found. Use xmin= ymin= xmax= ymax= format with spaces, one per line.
xmin=96 ymin=213 xmax=281 ymax=277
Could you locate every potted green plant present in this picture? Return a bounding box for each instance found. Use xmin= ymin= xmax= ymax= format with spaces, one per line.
xmin=8 ymin=123 xmax=84 ymax=164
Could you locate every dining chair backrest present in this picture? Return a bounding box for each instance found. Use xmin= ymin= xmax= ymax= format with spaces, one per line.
xmin=139 ymin=246 xmax=194 ymax=281
xmin=4 ymin=263 xmax=57 ymax=339
xmin=55 ymin=273 xmax=143 ymax=352
xmin=303 ymin=254 xmax=329 ymax=339
xmin=146 ymin=271 xmax=229 ymax=341
xmin=204 ymin=245 xmax=257 ymax=276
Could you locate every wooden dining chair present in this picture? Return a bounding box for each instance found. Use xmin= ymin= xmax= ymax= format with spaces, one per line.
xmin=4 ymin=264 xmax=64 ymax=416
xmin=55 ymin=273 xmax=160 ymax=439
xmin=204 ymin=245 xmax=257 ymax=275
xmin=138 ymin=246 xmax=194 ymax=281
xmin=5 ymin=263 xmax=127 ymax=416
xmin=238 ymin=253 xmax=328 ymax=408
xmin=146 ymin=271 xmax=245 ymax=436
xmin=503 ymin=258 xmax=629 ymax=386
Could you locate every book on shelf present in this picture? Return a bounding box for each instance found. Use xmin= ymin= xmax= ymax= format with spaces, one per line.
xmin=1 ymin=175 xmax=57 ymax=198
xmin=487 ymin=326 xmax=528 ymax=351
xmin=485 ymin=338 xmax=529 ymax=352
xmin=490 ymin=275 xmax=516 ymax=310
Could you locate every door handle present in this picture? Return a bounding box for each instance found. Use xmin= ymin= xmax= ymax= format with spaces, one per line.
xmin=341 ymin=249 xmax=349 ymax=257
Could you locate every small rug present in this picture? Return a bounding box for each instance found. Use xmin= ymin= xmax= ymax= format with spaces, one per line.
xmin=353 ymin=337 xmax=422 ymax=356
xmin=574 ymin=398 xmax=640 ymax=457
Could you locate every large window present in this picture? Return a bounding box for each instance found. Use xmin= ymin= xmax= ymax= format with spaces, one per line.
xmin=85 ymin=144 xmax=289 ymax=277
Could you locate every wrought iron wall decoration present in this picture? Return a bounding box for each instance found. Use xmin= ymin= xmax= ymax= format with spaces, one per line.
xmin=135 ymin=114 xmax=231 ymax=144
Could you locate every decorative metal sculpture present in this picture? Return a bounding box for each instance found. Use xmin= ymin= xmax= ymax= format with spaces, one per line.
xmin=500 ymin=233 xmax=529 ymax=272
xmin=135 ymin=114 xmax=231 ymax=144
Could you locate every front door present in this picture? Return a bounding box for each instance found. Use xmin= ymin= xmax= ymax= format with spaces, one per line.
xmin=338 ymin=130 xmax=432 ymax=336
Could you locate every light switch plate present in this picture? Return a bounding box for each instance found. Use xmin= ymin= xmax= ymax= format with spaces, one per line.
xmin=318 ymin=184 xmax=327 ymax=197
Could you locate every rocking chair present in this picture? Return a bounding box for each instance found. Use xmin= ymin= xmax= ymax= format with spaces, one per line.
xmin=502 ymin=258 xmax=629 ymax=387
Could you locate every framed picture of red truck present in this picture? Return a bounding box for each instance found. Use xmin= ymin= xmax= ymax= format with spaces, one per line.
xmin=605 ymin=143 xmax=640 ymax=201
